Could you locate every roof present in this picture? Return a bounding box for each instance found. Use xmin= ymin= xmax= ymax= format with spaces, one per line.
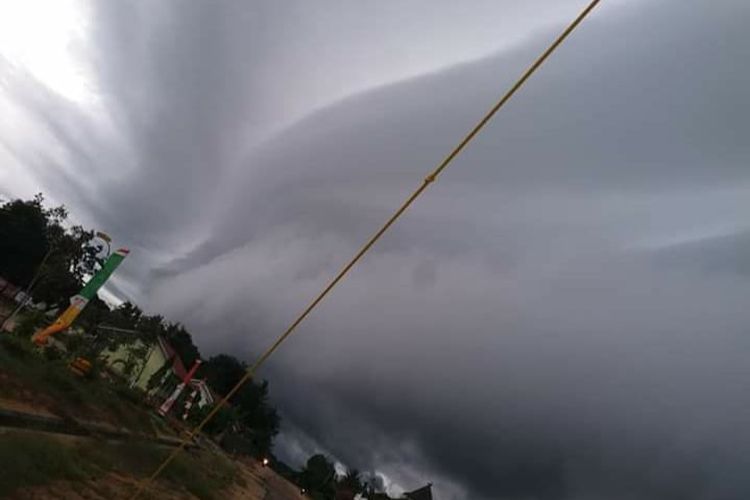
xmin=404 ymin=484 xmax=433 ymax=500
xmin=156 ymin=335 xmax=188 ymax=380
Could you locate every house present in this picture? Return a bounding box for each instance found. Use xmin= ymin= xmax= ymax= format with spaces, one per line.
xmin=404 ymin=484 xmax=433 ymax=500
xmin=367 ymin=483 xmax=433 ymax=500
xmin=99 ymin=334 xmax=214 ymax=416
xmin=99 ymin=335 xmax=180 ymax=391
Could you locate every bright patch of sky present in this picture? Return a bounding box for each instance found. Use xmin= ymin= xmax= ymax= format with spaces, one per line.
xmin=0 ymin=0 xmax=92 ymax=104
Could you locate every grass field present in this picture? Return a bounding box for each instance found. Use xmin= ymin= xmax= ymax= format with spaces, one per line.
xmin=0 ymin=332 xmax=160 ymax=434
xmin=0 ymin=430 xmax=243 ymax=499
xmin=0 ymin=333 xmax=254 ymax=499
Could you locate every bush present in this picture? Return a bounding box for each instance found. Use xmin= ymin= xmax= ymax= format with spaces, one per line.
xmin=43 ymin=346 xmax=63 ymax=362
xmin=0 ymin=333 xmax=33 ymax=361
xmin=13 ymin=309 xmax=48 ymax=338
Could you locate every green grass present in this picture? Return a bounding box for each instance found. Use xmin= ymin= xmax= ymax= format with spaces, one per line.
xmin=162 ymin=447 xmax=240 ymax=498
xmin=0 ymin=333 xmax=155 ymax=434
xmin=77 ymin=440 xmax=240 ymax=497
xmin=0 ymin=332 xmax=242 ymax=498
xmin=0 ymin=431 xmax=241 ymax=499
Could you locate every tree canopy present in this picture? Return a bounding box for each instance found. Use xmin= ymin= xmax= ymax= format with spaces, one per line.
xmin=199 ymin=354 xmax=280 ymax=453
xmin=300 ymin=454 xmax=337 ymax=500
xmin=0 ymin=194 xmax=104 ymax=307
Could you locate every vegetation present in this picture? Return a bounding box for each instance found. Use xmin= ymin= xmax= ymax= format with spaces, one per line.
xmin=0 ymin=194 xmax=104 ymax=309
xmin=0 ymin=194 xmax=280 ymax=453
xmin=339 ymin=468 xmax=366 ymax=497
xmin=0 ymin=432 xmax=90 ymax=496
xmin=0 ymin=333 xmax=155 ymax=434
xmin=95 ymin=302 xmax=281 ymax=454
xmin=0 ymin=194 xmax=395 ymax=499
xmin=198 ymin=354 xmax=280 ymax=452
xmin=0 ymin=431 xmax=240 ymax=499
xmin=272 ymin=452 xmax=395 ymax=500
xmin=299 ymin=454 xmax=337 ymax=500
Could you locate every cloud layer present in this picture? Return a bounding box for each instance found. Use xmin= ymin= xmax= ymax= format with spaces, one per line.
xmin=3 ymin=0 xmax=750 ymax=498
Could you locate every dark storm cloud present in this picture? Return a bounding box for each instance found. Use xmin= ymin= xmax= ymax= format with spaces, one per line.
xmin=4 ymin=0 xmax=750 ymax=498
xmin=4 ymin=0 xmax=602 ymax=297
xmin=148 ymin=1 xmax=750 ymax=498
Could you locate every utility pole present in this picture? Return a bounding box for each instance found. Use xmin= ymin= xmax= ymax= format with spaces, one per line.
xmin=0 ymin=246 xmax=54 ymax=331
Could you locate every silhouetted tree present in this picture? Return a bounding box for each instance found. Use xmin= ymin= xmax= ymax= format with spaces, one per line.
xmin=199 ymin=354 xmax=280 ymax=454
xmin=0 ymin=195 xmax=49 ymax=287
xmin=0 ymin=194 xmax=104 ymax=308
xmin=341 ymin=469 xmax=362 ymax=490
xmin=1 ymin=194 xmax=284 ymax=456
xmin=163 ymin=322 xmax=200 ymax=367
xmin=300 ymin=454 xmax=336 ymax=500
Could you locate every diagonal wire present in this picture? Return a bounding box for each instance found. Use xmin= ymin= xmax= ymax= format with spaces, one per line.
xmin=130 ymin=1 xmax=602 ymax=497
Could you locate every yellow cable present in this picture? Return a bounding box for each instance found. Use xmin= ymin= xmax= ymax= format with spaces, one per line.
xmin=130 ymin=1 xmax=601 ymax=496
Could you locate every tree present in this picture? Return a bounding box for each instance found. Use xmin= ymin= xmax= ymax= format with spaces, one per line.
xmin=135 ymin=313 xmax=165 ymax=340
xmin=107 ymin=302 xmax=144 ymax=330
xmin=163 ymin=322 xmax=200 ymax=367
xmin=35 ymin=224 xmax=101 ymax=306
xmin=0 ymin=195 xmax=49 ymax=287
xmin=199 ymin=354 xmax=280 ymax=454
xmin=101 ymin=304 xmax=201 ymax=366
xmin=2 ymin=194 xmax=285 ymax=456
xmin=77 ymin=295 xmax=111 ymax=331
xmin=338 ymin=469 xmax=364 ymax=497
xmin=300 ymin=454 xmax=336 ymax=500
xmin=0 ymin=194 xmax=104 ymax=308
xmin=200 ymin=354 xmax=245 ymax=395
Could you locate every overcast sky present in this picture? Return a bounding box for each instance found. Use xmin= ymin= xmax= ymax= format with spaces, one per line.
xmin=3 ymin=0 xmax=750 ymax=498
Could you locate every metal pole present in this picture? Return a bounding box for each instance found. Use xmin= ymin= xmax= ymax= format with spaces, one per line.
xmin=1 ymin=246 xmax=54 ymax=331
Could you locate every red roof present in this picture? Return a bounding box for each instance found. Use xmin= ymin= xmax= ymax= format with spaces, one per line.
xmin=156 ymin=336 xmax=188 ymax=380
